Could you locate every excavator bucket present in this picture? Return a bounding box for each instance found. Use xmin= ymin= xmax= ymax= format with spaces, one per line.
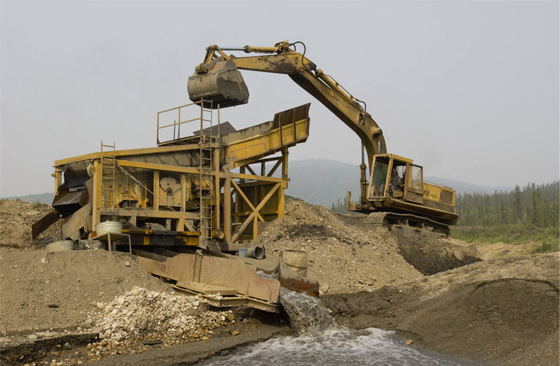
xmin=188 ymin=59 xmax=249 ymax=109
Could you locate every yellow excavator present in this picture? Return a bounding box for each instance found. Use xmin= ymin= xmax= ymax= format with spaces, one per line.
xmin=188 ymin=41 xmax=458 ymax=236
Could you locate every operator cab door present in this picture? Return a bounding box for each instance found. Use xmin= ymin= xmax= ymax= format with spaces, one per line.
xmin=367 ymin=155 xmax=406 ymax=200
xmin=404 ymin=163 xmax=424 ymax=204
xmin=368 ymin=155 xmax=390 ymax=199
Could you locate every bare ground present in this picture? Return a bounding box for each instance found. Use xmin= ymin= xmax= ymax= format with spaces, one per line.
xmin=476 ymin=240 xmax=543 ymax=260
xmin=1 ymin=198 xmax=558 ymax=365
xmin=253 ymin=198 xmax=480 ymax=294
xmin=0 ymin=199 xmax=58 ymax=249
xmin=322 ymin=253 xmax=559 ymax=366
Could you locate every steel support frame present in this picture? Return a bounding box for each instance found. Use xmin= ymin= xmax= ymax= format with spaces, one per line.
xmin=90 ymin=150 xmax=288 ymax=245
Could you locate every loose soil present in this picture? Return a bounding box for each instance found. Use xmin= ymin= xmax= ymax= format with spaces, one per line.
xmin=322 ymin=253 xmax=559 ymax=366
xmin=0 ymin=249 xmax=171 ymax=336
xmin=253 ymin=198 xmax=480 ymax=294
xmin=0 ymin=199 xmax=58 ymax=249
xmin=1 ymin=198 xmax=558 ymax=365
xmin=475 ymin=240 xmax=542 ymax=260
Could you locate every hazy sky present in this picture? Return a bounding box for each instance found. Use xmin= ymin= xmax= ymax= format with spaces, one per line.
xmin=1 ymin=1 xmax=558 ymax=197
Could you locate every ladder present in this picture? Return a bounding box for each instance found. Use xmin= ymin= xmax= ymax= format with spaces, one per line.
xmin=198 ymin=101 xmax=215 ymax=244
xmin=100 ymin=141 xmax=116 ymax=211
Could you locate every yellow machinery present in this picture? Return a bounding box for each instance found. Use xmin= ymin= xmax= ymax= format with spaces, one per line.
xmin=32 ymin=40 xmax=458 ymax=312
xmin=33 ymin=101 xmax=317 ymax=311
xmin=187 ymin=40 xmax=458 ymax=236
xmin=34 ymin=102 xmax=311 ymax=248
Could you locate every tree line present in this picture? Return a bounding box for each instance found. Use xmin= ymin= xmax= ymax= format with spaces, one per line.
xmin=330 ymin=181 xmax=559 ymax=228
xmin=456 ymin=181 xmax=559 ymax=227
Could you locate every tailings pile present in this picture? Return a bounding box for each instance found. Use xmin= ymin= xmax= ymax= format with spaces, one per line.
xmin=87 ymin=287 xmax=235 ymax=356
xmin=253 ymin=199 xmax=478 ymax=294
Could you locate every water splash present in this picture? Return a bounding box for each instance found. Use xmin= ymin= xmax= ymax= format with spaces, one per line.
xmin=196 ymin=285 xmax=473 ymax=365
xmin=196 ymin=327 xmax=473 ymax=366
xmin=278 ymin=287 xmax=338 ymax=335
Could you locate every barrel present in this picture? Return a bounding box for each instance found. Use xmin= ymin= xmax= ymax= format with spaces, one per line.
xmin=281 ymin=250 xmax=308 ymax=277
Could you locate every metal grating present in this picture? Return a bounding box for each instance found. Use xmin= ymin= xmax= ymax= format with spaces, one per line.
xmin=441 ymin=190 xmax=453 ymax=205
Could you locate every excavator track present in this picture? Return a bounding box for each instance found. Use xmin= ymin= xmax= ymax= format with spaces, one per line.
xmin=368 ymin=212 xmax=450 ymax=238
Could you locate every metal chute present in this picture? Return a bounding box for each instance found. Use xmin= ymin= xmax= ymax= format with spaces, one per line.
xmin=187 ymin=59 xmax=249 ymax=109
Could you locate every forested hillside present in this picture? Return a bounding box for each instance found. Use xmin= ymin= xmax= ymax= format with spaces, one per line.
xmin=457 ymin=181 xmax=559 ymax=227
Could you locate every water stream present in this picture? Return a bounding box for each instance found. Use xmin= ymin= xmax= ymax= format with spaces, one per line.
xmin=197 ymin=289 xmax=477 ymax=366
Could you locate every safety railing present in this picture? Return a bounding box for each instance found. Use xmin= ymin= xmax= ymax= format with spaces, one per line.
xmin=156 ymin=100 xmax=219 ymax=146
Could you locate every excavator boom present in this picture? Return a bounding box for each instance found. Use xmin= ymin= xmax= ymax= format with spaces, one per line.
xmin=188 ymin=41 xmax=387 ymax=168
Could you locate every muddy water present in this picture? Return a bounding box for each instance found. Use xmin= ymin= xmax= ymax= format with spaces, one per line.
xmin=197 ymin=290 xmax=477 ymax=366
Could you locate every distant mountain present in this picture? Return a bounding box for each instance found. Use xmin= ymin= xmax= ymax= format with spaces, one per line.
xmin=2 ymin=192 xmax=53 ymax=204
xmin=421 ymin=177 xmax=514 ymax=196
xmin=3 ymin=159 xmax=514 ymax=208
xmin=287 ymin=159 xmax=515 ymax=207
xmin=286 ymin=159 xmax=362 ymax=207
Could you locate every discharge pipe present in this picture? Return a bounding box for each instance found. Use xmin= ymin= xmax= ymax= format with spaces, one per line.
xmin=246 ymin=245 xmax=266 ymax=260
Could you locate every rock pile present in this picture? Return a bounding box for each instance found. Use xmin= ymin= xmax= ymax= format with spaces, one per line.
xmin=89 ymin=287 xmax=235 ymax=353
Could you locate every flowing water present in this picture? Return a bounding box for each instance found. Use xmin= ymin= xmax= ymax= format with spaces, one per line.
xmin=197 ymin=289 xmax=477 ymax=366
xmin=278 ymin=287 xmax=337 ymax=335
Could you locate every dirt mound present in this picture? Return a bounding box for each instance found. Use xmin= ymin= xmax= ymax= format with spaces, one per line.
xmin=0 ymin=199 xmax=58 ymax=248
xmin=0 ymin=248 xmax=170 ymax=336
xmin=323 ymin=252 xmax=559 ymax=365
xmin=253 ymin=200 xmax=423 ymax=293
xmin=253 ymin=199 xmax=479 ymax=293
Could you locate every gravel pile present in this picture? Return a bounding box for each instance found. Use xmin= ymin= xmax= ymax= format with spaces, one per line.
xmin=89 ymin=287 xmax=235 ymax=354
xmin=0 ymin=199 xmax=58 ymax=248
xmin=252 ymin=199 xmax=423 ymax=293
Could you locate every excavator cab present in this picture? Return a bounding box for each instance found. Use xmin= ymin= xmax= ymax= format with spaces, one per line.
xmin=368 ymin=154 xmax=419 ymax=201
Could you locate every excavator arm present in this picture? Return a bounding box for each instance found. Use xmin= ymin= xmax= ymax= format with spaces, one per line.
xmin=188 ymin=41 xmax=387 ymax=167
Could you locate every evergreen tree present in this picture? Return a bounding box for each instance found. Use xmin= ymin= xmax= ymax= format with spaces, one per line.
xmin=513 ymin=185 xmax=522 ymax=223
xmin=455 ymin=181 xmax=558 ymax=228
